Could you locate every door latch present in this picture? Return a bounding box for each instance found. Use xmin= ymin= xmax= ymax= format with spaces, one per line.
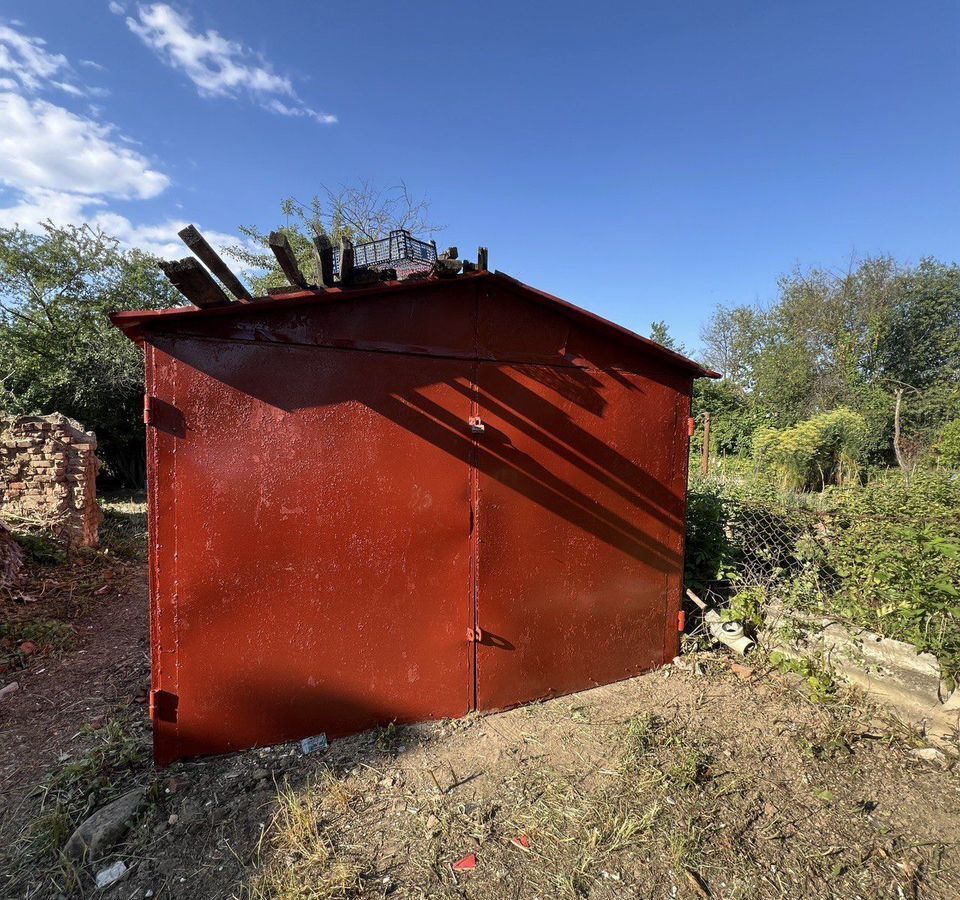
xmin=466 ymin=626 xmax=485 ymax=644
xmin=469 ymin=416 xmax=485 ymax=435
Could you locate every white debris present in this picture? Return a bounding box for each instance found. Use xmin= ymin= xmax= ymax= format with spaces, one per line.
xmin=95 ymin=860 xmax=127 ymax=889
xmin=909 ymin=747 xmax=948 ymax=766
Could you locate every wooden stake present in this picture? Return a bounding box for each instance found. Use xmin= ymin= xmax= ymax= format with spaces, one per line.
xmin=312 ymin=233 xmax=335 ymax=287
xmin=701 ymin=412 xmax=711 ymax=477
xmin=268 ymin=231 xmax=310 ymax=289
xmin=159 ymin=258 xmax=231 ymax=309
xmin=177 ymin=225 xmax=252 ymax=301
xmin=339 ymin=238 xmax=354 ymax=286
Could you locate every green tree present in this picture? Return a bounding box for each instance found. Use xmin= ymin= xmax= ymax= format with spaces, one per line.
xmin=0 ymin=222 xmax=179 ymax=485
xmin=873 ymin=259 xmax=960 ymax=459
xmin=699 ymin=304 xmax=766 ymax=388
xmin=648 ymin=320 xmax=686 ymax=354
xmin=692 ymin=378 xmax=764 ymax=457
xmin=938 ymin=419 xmax=960 ymax=468
xmin=697 ymin=256 xmax=960 ymax=467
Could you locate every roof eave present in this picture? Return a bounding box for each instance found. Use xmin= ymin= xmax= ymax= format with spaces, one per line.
xmin=110 ymin=269 xmax=719 ymax=378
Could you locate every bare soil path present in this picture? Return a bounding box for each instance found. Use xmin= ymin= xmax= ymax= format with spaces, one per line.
xmin=0 ymin=579 xmax=149 ymax=803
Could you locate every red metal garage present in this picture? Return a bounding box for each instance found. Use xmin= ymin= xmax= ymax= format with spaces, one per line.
xmin=113 ymin=256 xmax=715 ymax=766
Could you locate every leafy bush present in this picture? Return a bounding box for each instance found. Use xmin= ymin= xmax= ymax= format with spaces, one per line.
xmin=752 ymin=408 xmax=868 ymax=490
xmin=821 ymin=470 xmax=960 ymax=675
xmin=690 ymin=467 xmax=960 ymax=678
xmin=684 ymin=489 xmax=736 ymax=592
xmin=691 ymin=379 xmax=766 ymax=457
xmin=937 ymin=419 xmax=960 ymax=468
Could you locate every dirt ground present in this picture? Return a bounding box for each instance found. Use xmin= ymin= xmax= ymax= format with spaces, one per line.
xmin=2 ymin=502 xmax=960 ymax=899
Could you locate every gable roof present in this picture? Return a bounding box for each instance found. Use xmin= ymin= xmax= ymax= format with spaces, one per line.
xmin=110 ymin=269 xmax=718 ymax=378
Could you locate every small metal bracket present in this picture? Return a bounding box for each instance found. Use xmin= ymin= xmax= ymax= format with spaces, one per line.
xmin=143 ymin=395 xmax=155 ymax=426
xmin=469 ymin=416 xmax=485 ymax=435
xmin=687 ymin=417 xmax=696 ymax=437
xmin=466 ymin=626 xmax=485 ymax=644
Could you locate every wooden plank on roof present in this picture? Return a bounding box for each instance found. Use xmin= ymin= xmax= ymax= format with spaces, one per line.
xmin=338 ymin=238 xmax=354 ymax=286
xmin=159 ymin=258 xmax=231 ymax=308
xmin=312 ymin=233 xmax=335 ymax=287
xmin=178 ymin=224 xmax=252 ymax=301
xmin=268 ymin=231 xmax=310 ymax=289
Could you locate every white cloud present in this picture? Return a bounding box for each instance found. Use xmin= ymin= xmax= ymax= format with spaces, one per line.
xmin=0 ymin=92 xmax=168 ymax=200
xmin=0 ymin=19 xmax=249 ymax=268
xmin=121 ymin=4 xmax=336 ymax=124
xmin=92 ymin=210 xmax=246 ymax=259
xmin=0 ymin=22 xmax=92 ymax=97
xmin=0 ymin=186 xmax=252 ymax=264
xmin=0 ymin=22 xmax=173 ymax=252
xmin=264 ymin=98 xmax=338 ymax=126
xmin=0 ymin=187 xmax=101 ymax=230
xmin=51 ymin=81 xmax=85 ymax=97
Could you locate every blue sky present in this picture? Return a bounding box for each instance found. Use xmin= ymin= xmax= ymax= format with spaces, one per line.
xmin=1 ymin=2 xmax=958 ymax=350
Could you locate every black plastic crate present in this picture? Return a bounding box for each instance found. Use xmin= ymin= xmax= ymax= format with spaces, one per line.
xmin=333 ymin=229 xmax=437 ymax=277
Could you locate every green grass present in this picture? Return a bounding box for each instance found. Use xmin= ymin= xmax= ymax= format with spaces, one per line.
xmin=11 ymin=531 xmax=67 ymax=566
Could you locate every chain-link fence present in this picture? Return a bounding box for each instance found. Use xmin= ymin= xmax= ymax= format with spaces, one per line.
xmin=686 ymin=479 xmax=828 ymax=605
xmin=724 ymin=498 xmax=820 ymax=588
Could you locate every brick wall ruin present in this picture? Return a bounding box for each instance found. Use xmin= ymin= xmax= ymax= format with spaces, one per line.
xmin=0 ymin=414 xmax=101 ymax=548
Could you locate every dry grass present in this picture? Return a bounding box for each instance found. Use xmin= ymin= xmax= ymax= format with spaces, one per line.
xmin=237 ymin=670 xmax=959 ymax=899
xmin=4 ymin=622 xmax=959 ymax=898
xmin=1 ymin=716 xmax=149 ymax=896
xmin=247 ymin=774 xmax=365 ymax=899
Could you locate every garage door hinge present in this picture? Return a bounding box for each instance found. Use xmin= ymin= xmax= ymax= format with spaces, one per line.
xmin=466 ymin=626 xmax=485 ymax=644
xmin=687 ymin=417 xmax=696 ymax=437
xmin=143 ymin=395 xmax=155 ymax=426
xmin=678 ymin=610 xmax=686 ymax=632
xmin=149 ymin=689 xmax=179 ymax=723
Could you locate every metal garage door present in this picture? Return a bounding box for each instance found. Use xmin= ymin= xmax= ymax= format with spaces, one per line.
xmin=148 ymin=339 xmax=474 ymax=764
xmin=473 ymin=362 xmax=682 ymax=711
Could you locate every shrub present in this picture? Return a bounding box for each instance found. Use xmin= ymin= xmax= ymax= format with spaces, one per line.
xmin=688 ymin=466 xmax=960 ymax=678
xmin=821 ymin=470 xmax=960 ymax=676
xmin=684 ymin=489 xmax=736 ymax=592
xmin=937 ymin=419 xmax=960 ymax=468
xmin=752 ymin=408 xmax=868 ymax=490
